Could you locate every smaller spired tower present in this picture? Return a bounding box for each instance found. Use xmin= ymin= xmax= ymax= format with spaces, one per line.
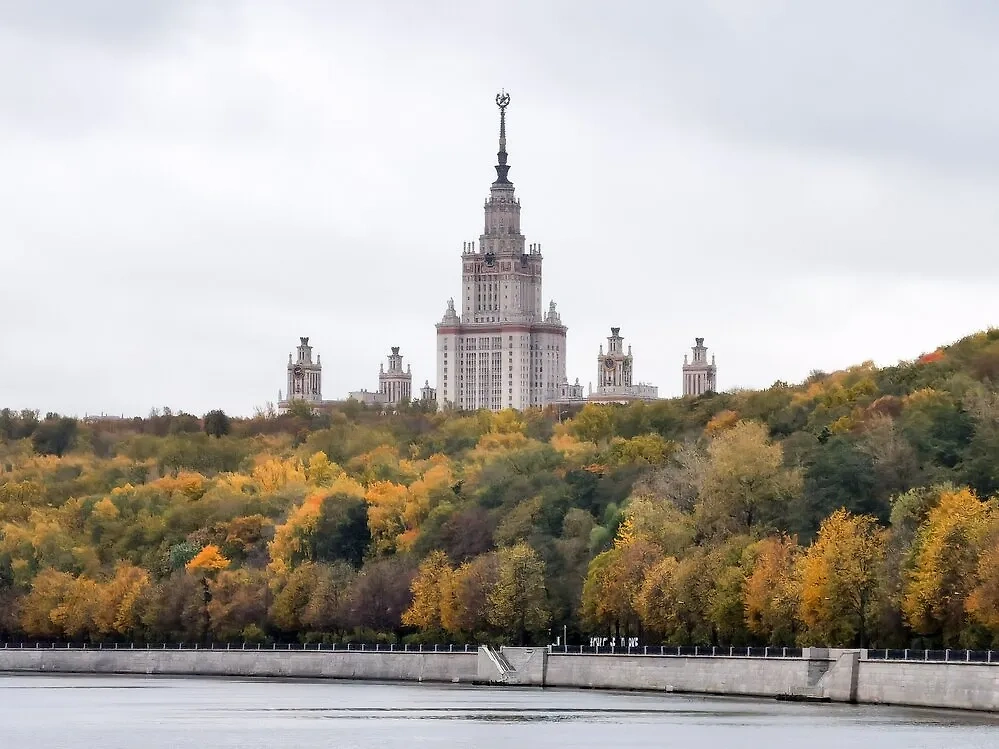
xmin=589 ymin=327 xmax=658 ymax=402
xmin=281 ymin=337 xmax=322 ymax=408
xmin=597 ymin=327 xmax=633 ymax=390
xmin=379 ymin=347 xmax=412 ymax=405
xmin=420 ymin=380 xmax=437 ymax=403
xmin=683 ymin=337 xmax=717 ymax=396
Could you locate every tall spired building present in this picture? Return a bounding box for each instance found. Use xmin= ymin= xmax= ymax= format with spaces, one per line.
xmin=436 ymin=92 xmax=567 ymax=411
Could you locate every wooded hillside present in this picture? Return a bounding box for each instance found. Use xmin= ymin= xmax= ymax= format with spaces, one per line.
xmin=3 ymin=328 xmax=999 ymax=648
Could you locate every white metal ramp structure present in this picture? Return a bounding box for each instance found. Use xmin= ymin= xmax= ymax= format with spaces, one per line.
xmin=476 ymin=646 xmax=547 ymax=685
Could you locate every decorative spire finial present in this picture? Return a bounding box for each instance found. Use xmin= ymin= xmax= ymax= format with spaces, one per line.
xmin=493 ymin=90 xmax=512 ymax=185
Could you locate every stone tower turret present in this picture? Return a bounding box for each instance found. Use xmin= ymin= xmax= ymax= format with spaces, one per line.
xmin=378 ymin=346 xmax=412 ymax=405
xmin=683 ymin=337 xmax=717 ymax=396
xmin=280 ymin=336 xmax=323 ymax=410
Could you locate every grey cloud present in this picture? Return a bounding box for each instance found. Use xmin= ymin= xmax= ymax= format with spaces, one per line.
xmin=0 ymin=0 xmax=184 ymax=44
xmin=1 ymin=1 xmax=998 ymax=416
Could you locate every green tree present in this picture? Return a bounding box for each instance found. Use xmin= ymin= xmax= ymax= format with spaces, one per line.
xmin=31 ymin=416 xmax=78 ymax=457
xmin=203 ymin=409 xmax=231 ymax=439
xmin=311 ymin=494 xmax=371 ymax=568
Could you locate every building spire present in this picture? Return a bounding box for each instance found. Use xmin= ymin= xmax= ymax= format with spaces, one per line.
xmin=493 ymin=90 xmax=512 ymax=185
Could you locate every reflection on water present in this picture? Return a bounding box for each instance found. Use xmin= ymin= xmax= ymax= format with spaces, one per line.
xmin=2 ymin=674 xmax=997 ymax=749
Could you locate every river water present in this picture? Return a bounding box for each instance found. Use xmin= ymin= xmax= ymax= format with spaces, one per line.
xmin=2 ymin=674 xmax=998 ymax=748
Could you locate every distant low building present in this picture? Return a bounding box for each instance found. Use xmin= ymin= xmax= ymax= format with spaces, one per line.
xmin=349 ymin=347 xmax=414 ymax=407
xmin=347 ymin=389 xmax=384 ymax=407
xmin=552 ymin=377 xmax=585 ymax=404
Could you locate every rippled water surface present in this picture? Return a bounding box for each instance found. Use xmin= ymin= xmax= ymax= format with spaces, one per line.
xmin=2 ymin=674 xmax=998 ymax=748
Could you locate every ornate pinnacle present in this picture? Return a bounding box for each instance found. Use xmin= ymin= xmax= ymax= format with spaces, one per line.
xmin=493 ymin=90 xmax=512 ymax=185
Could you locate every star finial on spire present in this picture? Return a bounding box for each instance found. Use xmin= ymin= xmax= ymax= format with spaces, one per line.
xmin=493 ymin=90 xmax=512 ymax=185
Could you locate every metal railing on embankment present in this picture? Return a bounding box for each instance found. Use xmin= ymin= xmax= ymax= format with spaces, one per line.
xmin=0 ymin=641 xmax=477 ymax=653
xmin=550 ymin=645 xmax=804 ymax=658
xmin=866 ymin=648 xmax=999 ymax=664
xmin=5 ymin=641 xmax=997 ymax=664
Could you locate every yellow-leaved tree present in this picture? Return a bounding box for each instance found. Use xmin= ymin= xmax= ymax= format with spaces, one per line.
xmin=252 ymin=456 xmax=306 ymax=491
xmin=695 ymin=420 xmax=801 ymax=539
xmin=799 ymin=509 xmax=886 ymax=647
xmin=487 ymin=542 xmax=550 ymax=645
xmin=902 ymin=487 xmax=996 ymax=645
xmin=401 ymin=550 xmax=453 ymax=634
xmin=633 ymin=556 xmax=682 ymax=639
xmin=186 ymin=544 xmax=230 ymax=575
xmin=94 ymin=562 xmax=151 ymax=638
xmin=966 ymin=537 xmax=999 ymax=631
xmin=305 ymin=451 xmax=340 ymax=487
xmin=364 ymin=481 xmax=410 ymax=554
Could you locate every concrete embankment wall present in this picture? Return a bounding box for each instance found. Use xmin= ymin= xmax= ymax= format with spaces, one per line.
xmin=544 ymin=652 xmax=813 ymax=697
xmin=0 ymin=648 xmax=477 ymax=684
xmin=856 ymin=659 xmax=999 ymax=711
xmin=3 ymin=647 xmax=998 ymax=712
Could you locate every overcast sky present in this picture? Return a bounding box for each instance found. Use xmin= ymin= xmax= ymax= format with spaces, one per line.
xmin=2 ymin=1 xmax=998 ymax=417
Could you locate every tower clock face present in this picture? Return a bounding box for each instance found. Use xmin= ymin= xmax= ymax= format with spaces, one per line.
xmin=293 ymin=365 xmax=303 ymax=378
xmin=604 ymin=358 xmax=616 ymax=370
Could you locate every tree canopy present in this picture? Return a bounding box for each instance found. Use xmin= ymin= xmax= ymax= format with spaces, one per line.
xmin=3 ymin=329 xmax=999 ymax=647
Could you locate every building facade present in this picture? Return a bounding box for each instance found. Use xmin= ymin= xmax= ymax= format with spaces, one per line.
xmin=349 ymin=347 xmax=413 ymax=407
xmin=278 ymin=337 xmax=325 ymax=412
xmin=682 ymin=337 xmax=717 ymax=396
xmin=587 ymin=327 xmax=658 ymax=403
xmin=420 ymin=380 xmax=437 ymax=403
xmin=378 ymin=347 xmax=412 ymax=405
xmin=435 ymin=92 xmax=567 ymax=411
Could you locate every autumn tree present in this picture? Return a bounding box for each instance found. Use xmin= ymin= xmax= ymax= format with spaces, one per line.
xmin=208 ymin=569 xmax=269 ymax=641
xmin=442 ymin=552 xmax=499 ymax=638
xmin=902 ymin=487 xmax=996 ymax=646
xmin=634 ymin=556 xmax=684 ymax=640
xmin=21 ymin=568 xmax=75 ymax=638
xmin=270 ymin=562 xmax=323 ymax=633
xmin=137 ymin=573 xmax=205 ymax=641
xmin=569 ymin=404 xmax=614 ymax=444
xmin=401 ymin=551 xmax=453 ymax=636
xmin=186 ymin=545 xmax=230 ymax=575
xmin=799 ymin=509 xmax=887 ymax=647
xmin=364 ymin=481 xmax=410 ymax=554
xmin=580 ymin=534 xmax=661 ymax=639
xmin=966 ymin=534 xmax=999 ymax=633
xmin=186 ymin=544 xmax=230 ymax=640
xmin=487 ymin=543 xmax=550 ymax=644
xmin=743 ymin=535 xmax=801 ymax=645
xmin=94 ymin=563 xmax=151 ymax=639
xmin=618 ymin=496 xmax=695 ymax=557
xmin=695 ymin=420 xmax=801 ymax=538
xmin=302 ymin=562 xmax=356 ymax=634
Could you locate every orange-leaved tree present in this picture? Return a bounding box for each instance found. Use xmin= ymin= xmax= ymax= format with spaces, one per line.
xmin=743 ymin=535 xmax=801 ymax=645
